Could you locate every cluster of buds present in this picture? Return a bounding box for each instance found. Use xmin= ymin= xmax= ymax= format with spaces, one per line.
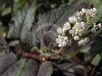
xmin=91 ymin=23 xmax=102 ymax=33
xmin=56 ymin=8 xmax=102 ymax=47
xmin=76 ymin=8 xmax=97 ymax=19
xmin=39 ymin=47 xmax=52 ymax=57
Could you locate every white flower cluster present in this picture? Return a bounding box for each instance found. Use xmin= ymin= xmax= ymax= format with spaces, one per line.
xmin=69 ymin=21 xmax=86 ymax=36
xmin=78 ymin=38 xmax=89 ymax=46
xmin=57 ymin=22 xmax=71 ymax=35
xmin=91 ymin=23 xmax=102 ymax=33
xmin=56 ymin=8 xmax=100 ymax=47
xmin=77 ymin=8 xmax=97 ymax=17
xmin=56 ymin=35 xmax=72 ymax=47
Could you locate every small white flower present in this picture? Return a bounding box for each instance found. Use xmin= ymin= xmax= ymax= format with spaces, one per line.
xmin=57 ymin=27 xmax=64 ymax=35
xmin=81 ymin=8 xmax=87 ymax=14
xmin=56 ymin=35 xmax=72 ymax=47
xmin=56 ymin=35 xmax=68 ymax=47
xmin=93 ymin=23 xmax=97 ymax=28
xmin=71 ymin=22 xmax=86 ymax=36
xmin=93 ymin=8 xmax=97 ymax=12
xmin=88 ymin=8 xmax=97 ymax=17
xmin=81 ymin=8 xmax=97 ymax=17
xmin=73 ymin=36 xmax=79 ymax=40
xmin=68 ymin=16 xmax=82 ymax=24
xmin=84 ymin=37 xmax=89 ymax=43
xmin=97 ymin=23 xmax=102 ymax=28
xmin=91 ymin=28 xmax=96 ymax=33
xmin=69 ymin=29 xmax=75 ymax=36
xmin=78 ymin=39 xmax=84 ymax=46
xmin=78 ymin=38 xmax=89 ymax=46
xmin=76 ymin=11 xmax=81 ymax=16
xmin=68 ymin=16 xmax=77 ymax=23
xmin=76 ymin=16 xmax=82 ymax=22
xmin=75 ymin=22 xmax=85 ymax=29
xmin=63 ymin=22 xmax=71 ymax=31
xmin=91 ymin=23 xmax=102 ymax=33
xmin=91 ymin=8 xmax=97 ymax=16
xmin=80 ymin=22 xmax=86 ymax=29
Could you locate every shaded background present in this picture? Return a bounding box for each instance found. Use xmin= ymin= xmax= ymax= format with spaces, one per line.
xmin=0 ymin=0 xmax=102 ymax=76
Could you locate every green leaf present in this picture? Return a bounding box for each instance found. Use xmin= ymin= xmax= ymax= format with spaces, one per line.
xmin=19 ymin=59 xmax=39 ymax=76
xmin=66 ymin=50 xmax=79 ymax=59
xmin=80 ymin=46 xmax=91 ymax=53
xmin=91 ymin=54 xmax=101 ymax=66
xmin=37 ymin=61 xmax=53 ymax=76
xmin=8 ymin=40 xmax=19 ymax=47
xmin=7 ymin=0 xmax=38 ymax=41
xmin=54 ymin=62 xmax=84 ymax=76
xmin=11 ymin=59 xmax=26 ymax=76
xmin=1 ymin=59 xmax=26 ymax=76
xmin=0 ymin=54 xmax=39 ymax=76
xmin=0 ymin=53 xmax=17 ymax=74
xmin=1 ymin=7 xmax=12 ymax=16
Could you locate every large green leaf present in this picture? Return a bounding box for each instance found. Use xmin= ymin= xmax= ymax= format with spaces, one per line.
xmin=91 ymin=54 xmax=101 ymax=66
xmin=0 ymin=53 xmax=17 ymax=74
xmin=20 ymin=59 xmax=39 ymax=76
xmin=1 ymin=59 xmax=52 ymax=76
xmin=37 ymin=61 xmax=53 ymax=76
xmin=0 ymin=54 xmax=39 ymax=76
xmin=7 ymin=0 xmax=38 ymax=41
xmin=53 ymin=61 xmax=85 ymax=76
xmin=1 ymin=7 xmax=12 ymax=16
xmin=1 ymin=59 xmax=26 ymax=76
